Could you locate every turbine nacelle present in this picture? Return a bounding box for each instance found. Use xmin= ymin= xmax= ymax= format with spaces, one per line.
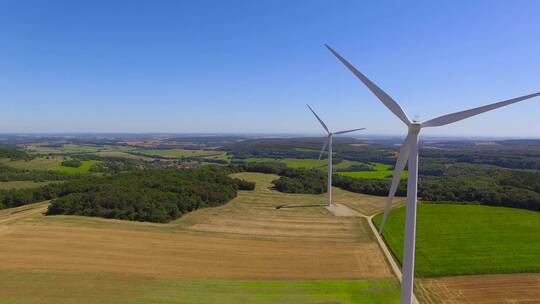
xmin=408 ymin=123 xmax=422 ymax=133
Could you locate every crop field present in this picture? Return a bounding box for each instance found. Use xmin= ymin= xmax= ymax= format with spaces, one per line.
xmin=0 ymin=157 xmax=64 ymax=170
xmin=0 ymin=172 xmax=400 ymax=303
xmin=245 ymin=157 xmax=326 ymax=168
xmin=373 ymin=204 xmax=540 ymax=277
xmin=24 ymin=143 xmax=104 ymax=154
xmin=417 ymin=273 xmax=540 ymax=304
xmin=244 ymin=157 xmax=364 ymax=170
xmin=0 ymin=271 xmax=399 ymax=304
xmin=132 ymin=148 xmax=226 ymax=159
xmin=0 ymin=157 xmax=98 ymax=174
xmin=0 ymin=181 xmax=58 ymax=190
xmin=94 ymin=151 xmax=142 ymax=159
xmin=55 ymin=160 xmax=99 ymax=174
xmin=338 ymin=163 xmax=408 ymax=180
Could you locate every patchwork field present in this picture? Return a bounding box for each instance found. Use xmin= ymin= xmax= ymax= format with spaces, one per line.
xmin=0 ymin=172 xmax=400 ymax=303
xmin=338 ymin=163 xmax=409 ymax=180
xmin=0 ymin=271 xmax=399 ymax=304
xmin=244 ymin=158 xmax=408 ymax=180
xmin=0 ymin=157 xmax=98 ymax=173
xmin=133 ymin=148 xmax=226 ymax=159
xmin=373 ymin=204 xmax=540 ymax=277
xmin=244 ymin=157 xmax=364 ymax=170
xmin=1 ymin=157 xmax=63 ymax=170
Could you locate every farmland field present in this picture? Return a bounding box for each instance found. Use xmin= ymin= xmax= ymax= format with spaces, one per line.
xmin=245 ymin=157 xmax=326 ymax=168
xmin=54 ymin=160 xmax=99 ymax=174
xmin=373 ymin=204 xmax=540 ymax=277
xmin=243 ymin=158 xmax=408 ymax=179
xmin=0 ymin=157 xmax=98 ymax=174
xmin=417 ymin=273 xmax=540 ymax=304
xmin=338 ymin=163 xmax=408 ymax=180
xmin=132 ymin=148 xmax=226 ymax=159
xmin=0 ymin=172 xmax=400 ymax=303
xmin=0 ymin=271 xmax=399 ymax=304
xmin=244 ymin=157 xmax=364 ymax=170
xmin=0 ymin=157 xmax=64 ymax=170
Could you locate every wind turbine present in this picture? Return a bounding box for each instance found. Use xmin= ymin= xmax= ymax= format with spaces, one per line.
xmin=325 ymin=44 xmax=540 ymax=304
xmin=307 ymin=104 xmax=365 ymax=207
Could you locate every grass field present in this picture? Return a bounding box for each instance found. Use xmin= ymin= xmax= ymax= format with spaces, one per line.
xmin=244 ymin=158 xmax=407 ymax=180
xmin=0 ymin=271 xmax=399 ymax=304
xmin=244 ymin=157 xmax=364 ymax=170
xmin=0 ymin=157 xmax=98 ymax=174
xmin=245 ymin=157 xmax=326 ymax=168
xmin=133 ymin=148 xmax=226 ymax=159
xmin=338 ymin=163 xmax=408 ymax=180
xmin=373 ymin=204 xmax=540 ymax=277
xmin=417 ymin=273 xmax=540 ymax=304
xmin=0 ymin=172 xmax=400 ymax=303
xmin=54 ymin=160 xmax=99 ymax=174
xmin=0 ymin=181 xmax=58 ymax=190
xmin=0 ymin=157 xmax=63 ymax=170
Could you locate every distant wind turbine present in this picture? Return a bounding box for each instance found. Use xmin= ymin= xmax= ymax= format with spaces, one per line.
xmin=326 ymin=44 xmax=540 ymax=304
xmin=307 ymin=104 xmax=365 ymax=206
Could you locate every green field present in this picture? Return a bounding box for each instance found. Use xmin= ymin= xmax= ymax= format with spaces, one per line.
xmin=338 ymin=163 xmax=408 ymax=180
xmin=293 ymin=147 xmax=320 ymax=153
xmin=373 ymin=204 xmax=540 ymax=277
xmin=0 ymin=181 xmax=58 ymax=190
xmin=54 ymin=160 xmax=99 ymax=174
xmin=133 ymin=149 xmax=225 ymax=159
xmin=245 ymin=157 xmax=326 ymax=168
xmin=0 ymin=157 xmax=63 ymax=170
xmin=0 ymin=271 xmax=399 ymax=304
xmin=244 ymin=158 xmax=407 ymax=180
xmin=0 ymin=157 xmax=98 ymax=174
xmin=244 ymin=158 xmax=365 ymax=170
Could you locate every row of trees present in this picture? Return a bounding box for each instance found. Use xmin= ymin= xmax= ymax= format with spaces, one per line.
xmin=272 ymin=169 xmax=327 ymax=194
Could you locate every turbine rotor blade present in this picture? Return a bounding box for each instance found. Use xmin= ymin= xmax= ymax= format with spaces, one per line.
xmin=325 ymin=44 xmax=411 ymax=126
xmin=422 ymin=92 xmax=540 ymax=128
xmin=379 ymin=133 xmax=412 ymax=234
xmin=334 ymin=127 xmax=366 ymax=135
xmin=307 ymin=104 xmax=330 ymax=133
xmin=318 ymin=136 xmax=330 ymax=160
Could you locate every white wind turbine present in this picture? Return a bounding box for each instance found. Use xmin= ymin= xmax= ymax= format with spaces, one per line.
xmin=307 ymin=104 xmax=365 ymax=206
xmin=326 ymin=44 xmax=540 ymax=304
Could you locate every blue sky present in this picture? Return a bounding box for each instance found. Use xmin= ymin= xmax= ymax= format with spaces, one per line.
xmin=1 ymin=0 xmax=539 ymax=137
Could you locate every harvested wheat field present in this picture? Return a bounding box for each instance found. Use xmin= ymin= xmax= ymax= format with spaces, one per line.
xmin=417 ymin=273 xmax=540 ymax=304
xmin=0 ymin=172 xmax=401 ymax=303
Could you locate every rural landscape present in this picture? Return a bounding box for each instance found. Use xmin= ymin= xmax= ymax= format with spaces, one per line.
xmin=1 ymin=134 xmax=540 ymax=303
xmin=2 ymin=1 xmax=540 ymax=303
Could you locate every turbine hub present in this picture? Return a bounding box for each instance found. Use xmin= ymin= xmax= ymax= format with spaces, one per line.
xmin=408 ymin=122 xmax=422 ymax=133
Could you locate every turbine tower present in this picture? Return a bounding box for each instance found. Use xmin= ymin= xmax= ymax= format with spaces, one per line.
xmin=307 ymin=104 xmax=365 ymax=206
xmin=325 ymin=44 xmax=540 ymax=304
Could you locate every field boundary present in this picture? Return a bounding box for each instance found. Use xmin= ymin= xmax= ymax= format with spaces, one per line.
xmin=367 ymin=214 xmax=420 ymax=304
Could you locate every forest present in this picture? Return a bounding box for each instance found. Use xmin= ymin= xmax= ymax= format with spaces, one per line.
xmin=2 ymin=137 xmax=540 ymax=217
xmin=239 ymin=148 xmax=540 ymax=212
xmin=47 ymin=167 xmax=248 ymax=223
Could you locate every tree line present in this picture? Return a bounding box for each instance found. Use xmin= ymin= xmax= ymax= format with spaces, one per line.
xmin=1 ymin=166 xmax=255 ymax=223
